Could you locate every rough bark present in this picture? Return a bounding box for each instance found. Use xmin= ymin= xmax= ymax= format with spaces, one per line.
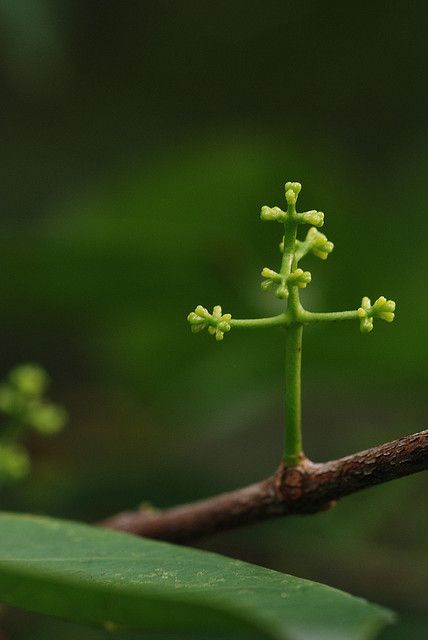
xmin=102 ymin=429 xmax=428 ymax=543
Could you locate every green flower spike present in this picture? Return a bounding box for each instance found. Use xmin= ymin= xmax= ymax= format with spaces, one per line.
xmin=187 ymin=305 xmax=232 ymax=341
xmin=357 ymin=296 xmax=396 ymax=334
xmin=188 ymin=179 xmax=397 ymax=467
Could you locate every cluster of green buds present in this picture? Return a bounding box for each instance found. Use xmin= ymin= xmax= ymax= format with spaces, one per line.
xmin=261 ymin=182 xmax=324 ymax=227
xmin=187 ymin=180 xmax=396 ymax=341
xmin=293 ymin=227 xmax=334 ymax=261
xmin=0 ymin=364 xmax=67 ymax=485
xmin=187 ymin=179 xmax=397 ymax=468
xmin=357 ymin=296 xmax=396 ymax=334
xmin=261 ymin=267 xmax=311 ymax=299
xmin=187 ymin=305 xmax=232 ymax=341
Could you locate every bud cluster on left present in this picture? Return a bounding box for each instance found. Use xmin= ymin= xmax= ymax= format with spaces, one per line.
xmin=0 ymin=364 xmax=67 ymax=485
xmin=187 ymin=305 xmax=232 ymax=341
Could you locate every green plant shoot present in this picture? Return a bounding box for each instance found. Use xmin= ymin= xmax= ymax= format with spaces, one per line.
xmin=0 ymin=363 xmax=67 ymax=485
xmin=188 ymin=182 xmax=396 ymax=466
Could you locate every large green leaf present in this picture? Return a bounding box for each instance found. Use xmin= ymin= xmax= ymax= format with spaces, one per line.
xmin=0 ymin=513 xmax=393 ymax=640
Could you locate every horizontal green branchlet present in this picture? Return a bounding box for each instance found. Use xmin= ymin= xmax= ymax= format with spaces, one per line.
xmin=0 ymin=364 xmax=67 ymax=485
xmin=187 ymin=182 xmax=396 ymax=466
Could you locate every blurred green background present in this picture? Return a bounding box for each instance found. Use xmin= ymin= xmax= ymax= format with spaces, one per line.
xmin=0 ymin=1 xmax=427 ymax=638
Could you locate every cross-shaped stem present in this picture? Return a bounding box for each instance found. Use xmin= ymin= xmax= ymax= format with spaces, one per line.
xmin=187 ymin=181 xmax=395 ymax=466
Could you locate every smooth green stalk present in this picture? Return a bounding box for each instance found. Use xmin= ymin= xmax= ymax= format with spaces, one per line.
xmin=231 ymin=314 xmax=288 ymax=329
xmin=300 ymin=309 xmax=360 ymax=323
xmin=284 ymin=322 xmax=303 ymax=466
xmin=280 ymin=210 xmax=306 ymax=465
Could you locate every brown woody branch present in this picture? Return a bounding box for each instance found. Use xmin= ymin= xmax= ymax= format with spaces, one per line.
xmin=102 ymin=429 xmax=428 ymax=543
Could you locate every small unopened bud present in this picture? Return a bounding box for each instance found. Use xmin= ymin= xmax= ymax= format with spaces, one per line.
xmin=372 ymin=296 xmax=396 ymax=322
xmin=27 ymin=402 xmax=67 ymax=435
xmin=260 ymin=205 xmax=284 ymax=221
xmin=0 ymin=443 xmax=30 ymax=482
xmin=301 ymin=210 xmax=324 ymax=227
xmin=188 ymin=306 xmax=210 ymax=332
xmin=287 ymin=268 xmax=311 ymax=288
xmin=188 ymin=305 xmax=232 ymax=341
xmin=191 ymin=324 xmax=204 ymax=333
xmin=361 ymin=296 xmax=372 ymax=311
xmin=187 ymin=312 xmax=205 ymax=324
xmin=261 ymin=267 xmax=281 ymax=282
xmin=358 ymin=295 xmax=396 ymax=333
xmin=212 ymin=305 xmax=222 ymax=319
xmin=275 ymin=285 xmax=289 ymax=299
xmin=305 ymin=227 xmax=334 ymax=259
xmin=359 ymin=315 xmax=374 ymax=333
xmin=9 ymin=364 xmax=49 ymax=398
xmin=285 ymin=189 xmax=297 ymax=206
xmin=195 ymin=305 xmax=210 ymax=318
xmin=284 ymin=182 xmax=302 ymax=196
xmin=261 ymin=280 xmax=274 ymax=291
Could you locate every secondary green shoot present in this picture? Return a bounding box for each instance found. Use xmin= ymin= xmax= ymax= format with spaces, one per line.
xmin=188 ymin=182 xmax=396 ymax=466
xmin=0 ymin=364 xmax=67 ymax=485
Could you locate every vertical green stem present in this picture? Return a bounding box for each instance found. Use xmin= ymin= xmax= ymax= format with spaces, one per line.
xmin=280 ymin=219 xmax=297 ymax=281
xmin=280 ymin=213 xmax=304 ymax=465
xmin=284 ymin=322 xmax=303 ymax=466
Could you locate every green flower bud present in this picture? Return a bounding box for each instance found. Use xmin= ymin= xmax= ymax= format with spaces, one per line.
xmin=191 ymin=323 xmax=206 ymax=333
xmin=261 ymin=267 xmax=282 ymax=283
xmin=195 ymin=305 xmax=210 ymax=318
xmin=212 ymin=305 xmax=222 ymax=319
xmin=287 ymin=268 xmax=311 ymax=288
xmin=0 ymin=443 xmax=30 ymax=483
xmin=275 ymin=285 xmax=289 ymax=299
xmin=27 ymin=402 xmax=67 ymax=435
xmin=285 ymin=189 xmax=297 ymax=206
xmin=371 ymin=296 xmax=396 ymax=322
xmin=284 ymin=182 xmax=302 ymax=197
xmin=300 ymin=210 xmax=324 ymax=227
xmin=359 ymin=314 xmax=374 ymax=333
xmin=9 ymin=364 xmax=49 ymax=397
xmin=0 ymin=385 xmax=20 ymax=414
xmin=260 ymin=280 xmax=274 ymax=291
xmin=360 ymin=296 xmax=372 ymax=312
xmin=306 ymin=227 xmax=334 ymax=259
xmin=188 ymin=305 xmax=211 ymax=331
xmin=260 ymin=205 xmax=285 ymax=222
xmin=261 ymin=267 xmax=287 ymax=297
xmin=357 ymin=296 xmax=396 ymax=333
xmin=187 ymin=305 xmax=232 ymax=341
xmin=187 ymin=312 xmax=206 ymax=325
